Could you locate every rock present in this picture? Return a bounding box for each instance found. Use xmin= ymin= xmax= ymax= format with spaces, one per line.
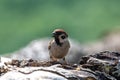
xmin=83 ymin=30 xmax=120 ymax=55
xmin=7 ymin=38 xmax=83 ymax=64
xmin=0 ymin=57 xmax=97 ymax=80
xmin=79 ymin=51 xmax=120 ymax=80
xmin=1 ymin=51 xmax=120 ymax=80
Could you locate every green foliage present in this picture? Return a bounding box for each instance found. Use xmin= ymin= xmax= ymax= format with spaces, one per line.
xmin=0 ymin=0 xmax=120 ymax=54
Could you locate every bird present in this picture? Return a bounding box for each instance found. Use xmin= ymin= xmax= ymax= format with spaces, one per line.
xmin=48 ymin=29 xmax=70 ymax=64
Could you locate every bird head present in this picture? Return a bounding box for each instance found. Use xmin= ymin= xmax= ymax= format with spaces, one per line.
xmin=52 ymin=29 xmax=68 ymax=44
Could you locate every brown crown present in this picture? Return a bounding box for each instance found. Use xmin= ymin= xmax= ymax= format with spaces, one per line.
xmin=53 ymin=29 xmax=68 ymax=37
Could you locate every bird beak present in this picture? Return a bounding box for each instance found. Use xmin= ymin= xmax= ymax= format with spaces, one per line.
xmin=52 ymin=32 xmax=56 ymax=37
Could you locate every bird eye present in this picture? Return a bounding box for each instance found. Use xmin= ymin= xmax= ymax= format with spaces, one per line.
xmin=61 ymin=36 xmax=65 ymax=39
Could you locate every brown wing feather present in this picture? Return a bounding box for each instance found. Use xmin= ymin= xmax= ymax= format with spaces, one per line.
xmin=48 ymin=39 xmax=53 ymax=50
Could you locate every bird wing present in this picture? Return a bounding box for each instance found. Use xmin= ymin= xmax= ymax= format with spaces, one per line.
xmin=48 ymin=39 xmax=53 ymax=50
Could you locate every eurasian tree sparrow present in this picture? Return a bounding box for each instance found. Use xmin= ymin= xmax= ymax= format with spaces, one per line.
xmin=48 ymin=29 xmax=70 ymax=63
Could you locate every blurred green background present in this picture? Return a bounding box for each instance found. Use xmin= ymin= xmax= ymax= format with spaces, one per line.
xmin=0 ymin=0 xmax=120 ymax=54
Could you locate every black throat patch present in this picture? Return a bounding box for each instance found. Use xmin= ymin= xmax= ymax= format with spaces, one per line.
xmin=54 ymin=37 xmax=63 ymax=46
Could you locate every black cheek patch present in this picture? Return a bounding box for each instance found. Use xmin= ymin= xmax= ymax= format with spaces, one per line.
xmin=55 ymin=37 xmax=63 ymax=46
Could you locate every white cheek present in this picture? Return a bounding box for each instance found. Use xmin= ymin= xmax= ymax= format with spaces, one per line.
xmin=59 ymin=37 xmax=68 ymax=43
xmin=58 ymin=34 xmax=68 ymax=43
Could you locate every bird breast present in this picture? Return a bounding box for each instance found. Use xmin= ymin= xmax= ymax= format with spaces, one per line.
xmin=49 ymin=40 xmax=70 ymax=59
